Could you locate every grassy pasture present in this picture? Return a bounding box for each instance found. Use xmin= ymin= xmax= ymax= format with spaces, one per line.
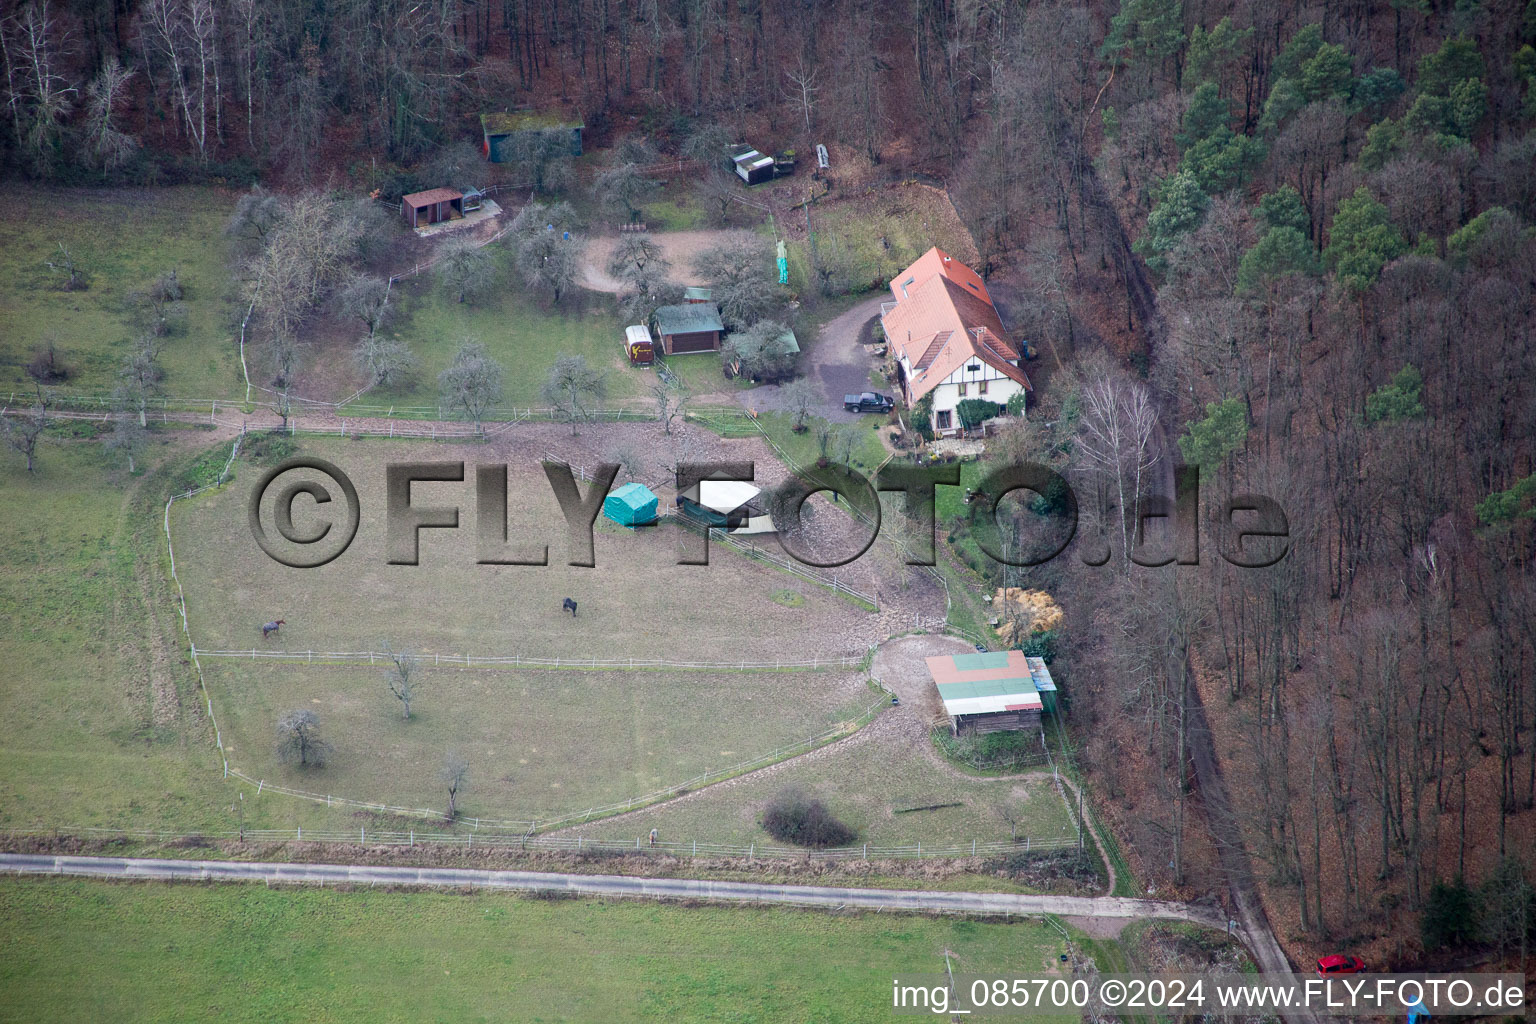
xmin=0 ymin=437 xmax=244 ymax=829
xmin=0 ymin=878 xmax=1068 ymax=1023
xmin=571 ymin=725 xmax=1080 ymax=850
xmin=0 ymin=185 xmax=240 ymax=399
xmin=169 ymin=438 xmax=879 ymax=662
xmin=361 ymin=256 xmax=645 ymax=411
xmin=203 ymin=661 xmax=874 ymax=821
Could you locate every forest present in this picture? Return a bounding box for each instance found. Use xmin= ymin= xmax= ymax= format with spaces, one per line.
xmin=3 ymin=0 xmax=1534 ymax=967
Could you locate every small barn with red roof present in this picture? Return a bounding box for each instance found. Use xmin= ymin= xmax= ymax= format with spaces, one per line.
xmin=879 ymin=247 xmax=1031 ymax=436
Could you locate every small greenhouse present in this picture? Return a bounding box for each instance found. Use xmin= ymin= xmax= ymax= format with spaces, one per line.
xmin=603 ymin=482 xmax=658 ymax=528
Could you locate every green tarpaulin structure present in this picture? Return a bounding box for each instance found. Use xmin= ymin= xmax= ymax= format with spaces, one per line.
xmin=603 ymin=482 xmax=658 ymax=528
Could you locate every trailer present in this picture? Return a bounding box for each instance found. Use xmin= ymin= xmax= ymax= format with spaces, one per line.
xmin=623 ymin=324 xmax=655 ymax=366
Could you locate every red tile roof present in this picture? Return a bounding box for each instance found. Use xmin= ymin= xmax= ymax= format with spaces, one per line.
xmin=882 ymin=247 xmax=1031 ymax=402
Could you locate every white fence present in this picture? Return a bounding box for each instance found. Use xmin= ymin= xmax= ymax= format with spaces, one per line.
xmin=2 ymin=826 xmax=1080 ymax=861
xmin=191 ymin=644 xmax=868 ymax=673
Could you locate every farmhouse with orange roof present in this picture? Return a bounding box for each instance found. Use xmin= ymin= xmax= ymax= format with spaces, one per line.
xmin=879 ymin=247 xmax=1032 ymax=437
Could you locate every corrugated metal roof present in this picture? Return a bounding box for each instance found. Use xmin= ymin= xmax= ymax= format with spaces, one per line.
xmin=926 ymin=650 xmax=1047 ymax=717
xmin=684 ymin=286 xmax=713 ymax=301
xmin=402 ymin=188 xmax=462 ymax=207
xmin=654 ymin=303 xmax=724 ymax=336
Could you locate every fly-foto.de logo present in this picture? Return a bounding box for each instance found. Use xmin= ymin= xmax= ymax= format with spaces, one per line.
xmin=247 ymin=458 xmax=1290 ymax=571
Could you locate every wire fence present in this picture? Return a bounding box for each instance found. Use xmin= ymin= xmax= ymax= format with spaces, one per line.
xmin=0 ymin=825 xmax=1080 ymax=862
xmin=190 ymin=644 xmax=868 ymax=673
xmin=164 ymin=433 xmax=244 ymax=783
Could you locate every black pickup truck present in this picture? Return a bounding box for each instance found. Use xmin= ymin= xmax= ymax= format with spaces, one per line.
xmin=843 ymin=391 xmax=895 ymax=413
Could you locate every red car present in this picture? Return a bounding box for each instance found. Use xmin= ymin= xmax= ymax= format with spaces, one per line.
xmin=1317 ymin=955 xmax=1366 ymax=975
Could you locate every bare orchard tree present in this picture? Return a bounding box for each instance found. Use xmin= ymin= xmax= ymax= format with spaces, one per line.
xmin=541 ymin=355 xmax=608 ymax=436
xmin=693 ymin=234 xmax=779 ymax=330
xmin=441 ymin=753 xmax=469 ymax=820
xmin=104 ymin=409 xmax=145 ymax=474
xmin=115 ymin=338 xmax=164 ymax=427
xmin=435 ymin=236 xmax=494 ymax=304
xmin=2 ymin=392 xmax=48 ymax=472
xmin=438 ymin=340 xmax=504 ymax=435
xmin=225 ymin=185 xmax=283 ymax=248
xmin=650 ymin=376 xmax=689 ymax=434
xmin=80 ymin=58 xmax=137 ymax=173
xmin=339 ymin=274 xmax=392 ymax=338
xmin=1076 ymin=373 xmax=1160 ymax=573
xmin=593 ymin=160 xmax=659 ymax=225
xmin=382 ymin=646 xmax=420 ymax=720
xmin=513 ymin=231 xmax=579 ymax=305
xmin=780 ymin=377 xmax=818 ymax=432
xmin=607 ymin=232 xmax=669 ymax=289
xmin=354 ymin=335 xmax=417 ymax=388
xmin=274 ymin=709 xmax=331 ymax=767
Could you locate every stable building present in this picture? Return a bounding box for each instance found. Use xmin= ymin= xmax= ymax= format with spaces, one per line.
xmin=653 ymin=303 xmax=724 ymax=355
xmin=401 ymin=188 xmax=463 ymax=229
xmin=926 ymin=650 xmax=1058 ymax=737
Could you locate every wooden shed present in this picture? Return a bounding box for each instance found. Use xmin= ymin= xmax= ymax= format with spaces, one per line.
xmin=926 ymin=650 xmax=1058 ymax=737
xmin=402 ymin=188 xmax=464 ymax=229
xmin=653 ymin=303 xmax=724 ymax=355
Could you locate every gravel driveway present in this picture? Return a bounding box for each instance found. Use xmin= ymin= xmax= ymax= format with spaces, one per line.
xmin=738 ymin=293 xmax=889 ymax=423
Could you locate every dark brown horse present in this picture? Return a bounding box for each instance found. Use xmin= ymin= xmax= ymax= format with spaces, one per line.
xmin=262 ymin=619 xmax=286 ymax=638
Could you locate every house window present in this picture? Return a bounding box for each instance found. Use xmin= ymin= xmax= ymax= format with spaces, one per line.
xmin=967 ymin=363 xmax=981 ymax=373
xmin=957 ymin=382 xmax=967 ymax=397
xmin=936 ymin=409 xmax=953 ymax=430
xmin=978 ymin=380 xmax=988 ymax=394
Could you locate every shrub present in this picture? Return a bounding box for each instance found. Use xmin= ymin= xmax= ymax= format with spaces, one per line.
xmin=761 ymin=787 xmax=857 ymax=848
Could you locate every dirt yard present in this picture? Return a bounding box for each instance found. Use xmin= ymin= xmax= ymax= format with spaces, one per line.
xmin=579 ymin=229 xmax=750 ymax=294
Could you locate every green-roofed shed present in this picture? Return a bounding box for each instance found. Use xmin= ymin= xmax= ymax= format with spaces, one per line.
xmin=653 ymin=303 xmax=724 ymax=355
xmin=925 ymin=649 xmax=1057 ymax=736
xmin=602 ymin=482 xmax=658 ymax=528
xmin=480 ymin=111 xmax=583 ymax=162
xmin=683 ymin=286 xmax=713 ymax=303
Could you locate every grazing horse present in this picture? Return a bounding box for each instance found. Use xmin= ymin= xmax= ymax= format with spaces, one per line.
xmin=261 ymin=619 xmax=285 ymax=638
xmin=561 ymin=598 xmax=578 ymax=617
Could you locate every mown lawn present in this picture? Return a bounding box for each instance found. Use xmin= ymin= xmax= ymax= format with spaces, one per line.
xmin=0 ymin=185 xmax=241 ymax=399
xmin=0 ymin=878 xmax=1069 ymax=1023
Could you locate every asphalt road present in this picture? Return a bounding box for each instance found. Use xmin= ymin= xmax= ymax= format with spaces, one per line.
xmin=0 ymin=853 xmax=1225 ymax=925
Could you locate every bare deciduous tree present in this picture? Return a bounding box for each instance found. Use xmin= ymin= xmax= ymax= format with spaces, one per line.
xmin=541 ymin=355 xmax=608 ymax=436
xmin=275 ymin=708 xmax=330 ymax=767
xmin=2 ymin=391 xmax=48 ymax=472
xmin=1076 ymin=373 xmax=1160 ymax=573
xmin=382 ymin=646 xmax=420 ymax=720
xmin=438 ymin=339 xmax=504 ymax=435
xmin=441 ymin=753 xmax=468 ymax=820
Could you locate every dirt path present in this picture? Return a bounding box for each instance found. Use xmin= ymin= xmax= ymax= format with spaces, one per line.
xmin=578 ymin=229 xmax=745 ymax=294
